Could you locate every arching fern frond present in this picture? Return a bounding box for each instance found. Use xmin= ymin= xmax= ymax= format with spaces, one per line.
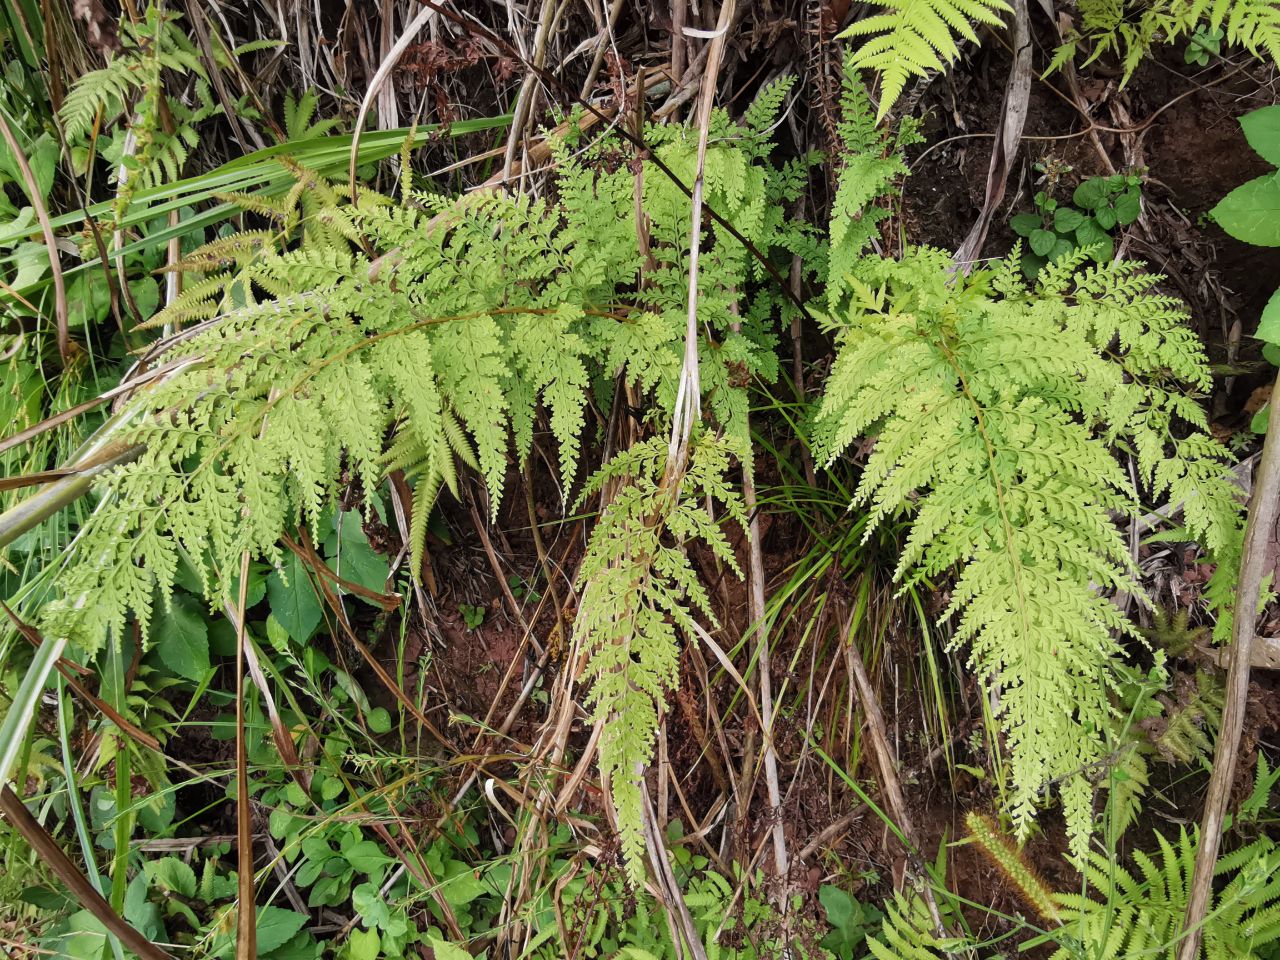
xmin=841 ymin=0 xmax=1012 ymax=119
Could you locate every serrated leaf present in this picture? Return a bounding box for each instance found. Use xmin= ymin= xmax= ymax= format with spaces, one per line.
xmin=1011 ymin=212 xmax=1042 ymax=236
xmin=1050 ymin=236 xmax=1077 ymax=261
xmin=1073 ymin=178 xmax=1110 ymax=209
xmin=345 ymin=840 xmax=391 ymax=876
xmin=1075 ymin=219 xmax=1114 ymax=261
xmin=1053 ymin=207 xmax=1086 ymax=232
xmin=256 ymin=906 xmax=309 ymax=955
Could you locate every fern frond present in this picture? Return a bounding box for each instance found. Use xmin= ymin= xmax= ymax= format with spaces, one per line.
xmin=865 ymin=890 xmax=949 ymax=960
xmin=813 ymin=247 xmax=1242 ymax=855
xmin=841 ymin=0 xmax=1012 ymax=119
xmin=1052 ymin=827 xmax=1280 ymax=960
xmin=1053 ymin=0 xmax=1280 ymax=84
xmin=573 ymin=435 xmax=744 ymax=883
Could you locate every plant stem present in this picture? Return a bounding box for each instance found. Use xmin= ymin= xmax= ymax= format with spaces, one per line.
xmin=1177 ymin=368 xmax=1280 ymax=960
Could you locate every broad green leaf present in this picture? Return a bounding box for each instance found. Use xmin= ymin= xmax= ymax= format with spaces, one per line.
xmin=256 ymin=906 xmax=309 ymax=954
xmin=1256 ymin=287 xmax=1280 ymax=345
xmin=345 ymin=840 xmax=392 ymax=876
xmin=1094 ymin=204 xmax=1118 ymax=230
xmin=268 ymin=552 xmax=324 ymax=642
xmin=1050 ymin=236 xmax=1076 ymax=261
xmin=146 ymin=856 xmax=197 ymax=898
xmin=1113 ymin=187 xmax=1141 ymax=225
xmin=1073 ymin=177 xmax=1109 ymax=209
xmin=1241 ymin=104 xmax=1280 ymax=167
xmin=1030 ymin=228 xmax=1057 ymax=256
xmin=347 ymin=929 xmax=380 ymax=960
xmin=1212 ymin=173 xmax=1280 ymax=246
xmin=441 ymin=860 xmax=487 ymax=905
xmin=12 ymin=242 xmax=48 ymax=289
xmin=153 ymin=594 xmax=211 ymax=680
xmin=425 ymin=937 xmax=473 ymax=960
xmin=820 ymin=884 xmax=856 ymax=928
xmin=1010 ymin=212 xmax=1041 ymax=236
xmin=0 ymin=132 xmax=58 ymax=202
xmin=1075 ymin=219 xmax=1114 ymax=261
xmin=129 ymin=277 xmax=160 ymax=324
xmin=352 ymin=882 xmax=391 ymax=929
xmin=1053 ymin=207 xmax=1086 ymax=232
xmin=1253 ymin=402 xmax=1272 ymax=435
xmin=265 ymin=931 xmax=321 ymax=960
xmin=323 ymin=512 xmax=390 ymax=599
xmin=367 ymin=706 xmax=392 ymax=734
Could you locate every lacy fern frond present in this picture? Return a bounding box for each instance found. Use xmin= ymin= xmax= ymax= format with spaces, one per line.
xmin=36 ymin=103 xmax=810 ymax=888
xmin=1053 ymin=0 xmax=1280 ymax=84
xmin=841 ymin=0 xmax=1012 ymax=119
xmin=573 ymin=435 xmax=744 ymax=882
xmin=812 ymin=246 xmax=1243 ymax=855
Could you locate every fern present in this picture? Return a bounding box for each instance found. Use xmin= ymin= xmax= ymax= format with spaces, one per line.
xmin=34 ymin=102 xmax=811 ymax=883
xmin=61 ymin=4 xmax=217 ymax=217
xmin=1055 ymin=828 xmax=1280 ymax=959
xmin=573 ymin=435 xmax=744 ymax=881
xmin=841 ymin=0 xmax=1012 ymax=119
xmin=1104 ymin=653 xmax=1223 ymax=839
xmin=914 ymin=815 xmax=1280 ymax=960
xmin=824 ymin=67 xmax=921 ymax=312
xmin=865 ymin=890 xmax=953 ymax=960
xmin=283 ymin=89 xmax=343 ymax=141
xmin=1053 ymin=0 xmax=1280 ymax=84
xmin=812 ymin=245 xmax=1243 ymax=855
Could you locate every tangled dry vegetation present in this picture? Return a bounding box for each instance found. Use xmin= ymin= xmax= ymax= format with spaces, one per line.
xmin=1 ymin=1 xmax=1280 ymax=958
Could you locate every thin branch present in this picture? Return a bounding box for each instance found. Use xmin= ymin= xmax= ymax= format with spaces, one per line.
xmin=1177 ymin=369 xmax=1280 ymax=960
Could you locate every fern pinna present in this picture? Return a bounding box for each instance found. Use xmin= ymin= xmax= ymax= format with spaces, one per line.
xmin=812 ymin=245 xmax=1243 ymax=856
xmin=36 ymin=93 xmax=811 ymax=880
xmin=60 ymin=4 xmax=218 ymax=216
